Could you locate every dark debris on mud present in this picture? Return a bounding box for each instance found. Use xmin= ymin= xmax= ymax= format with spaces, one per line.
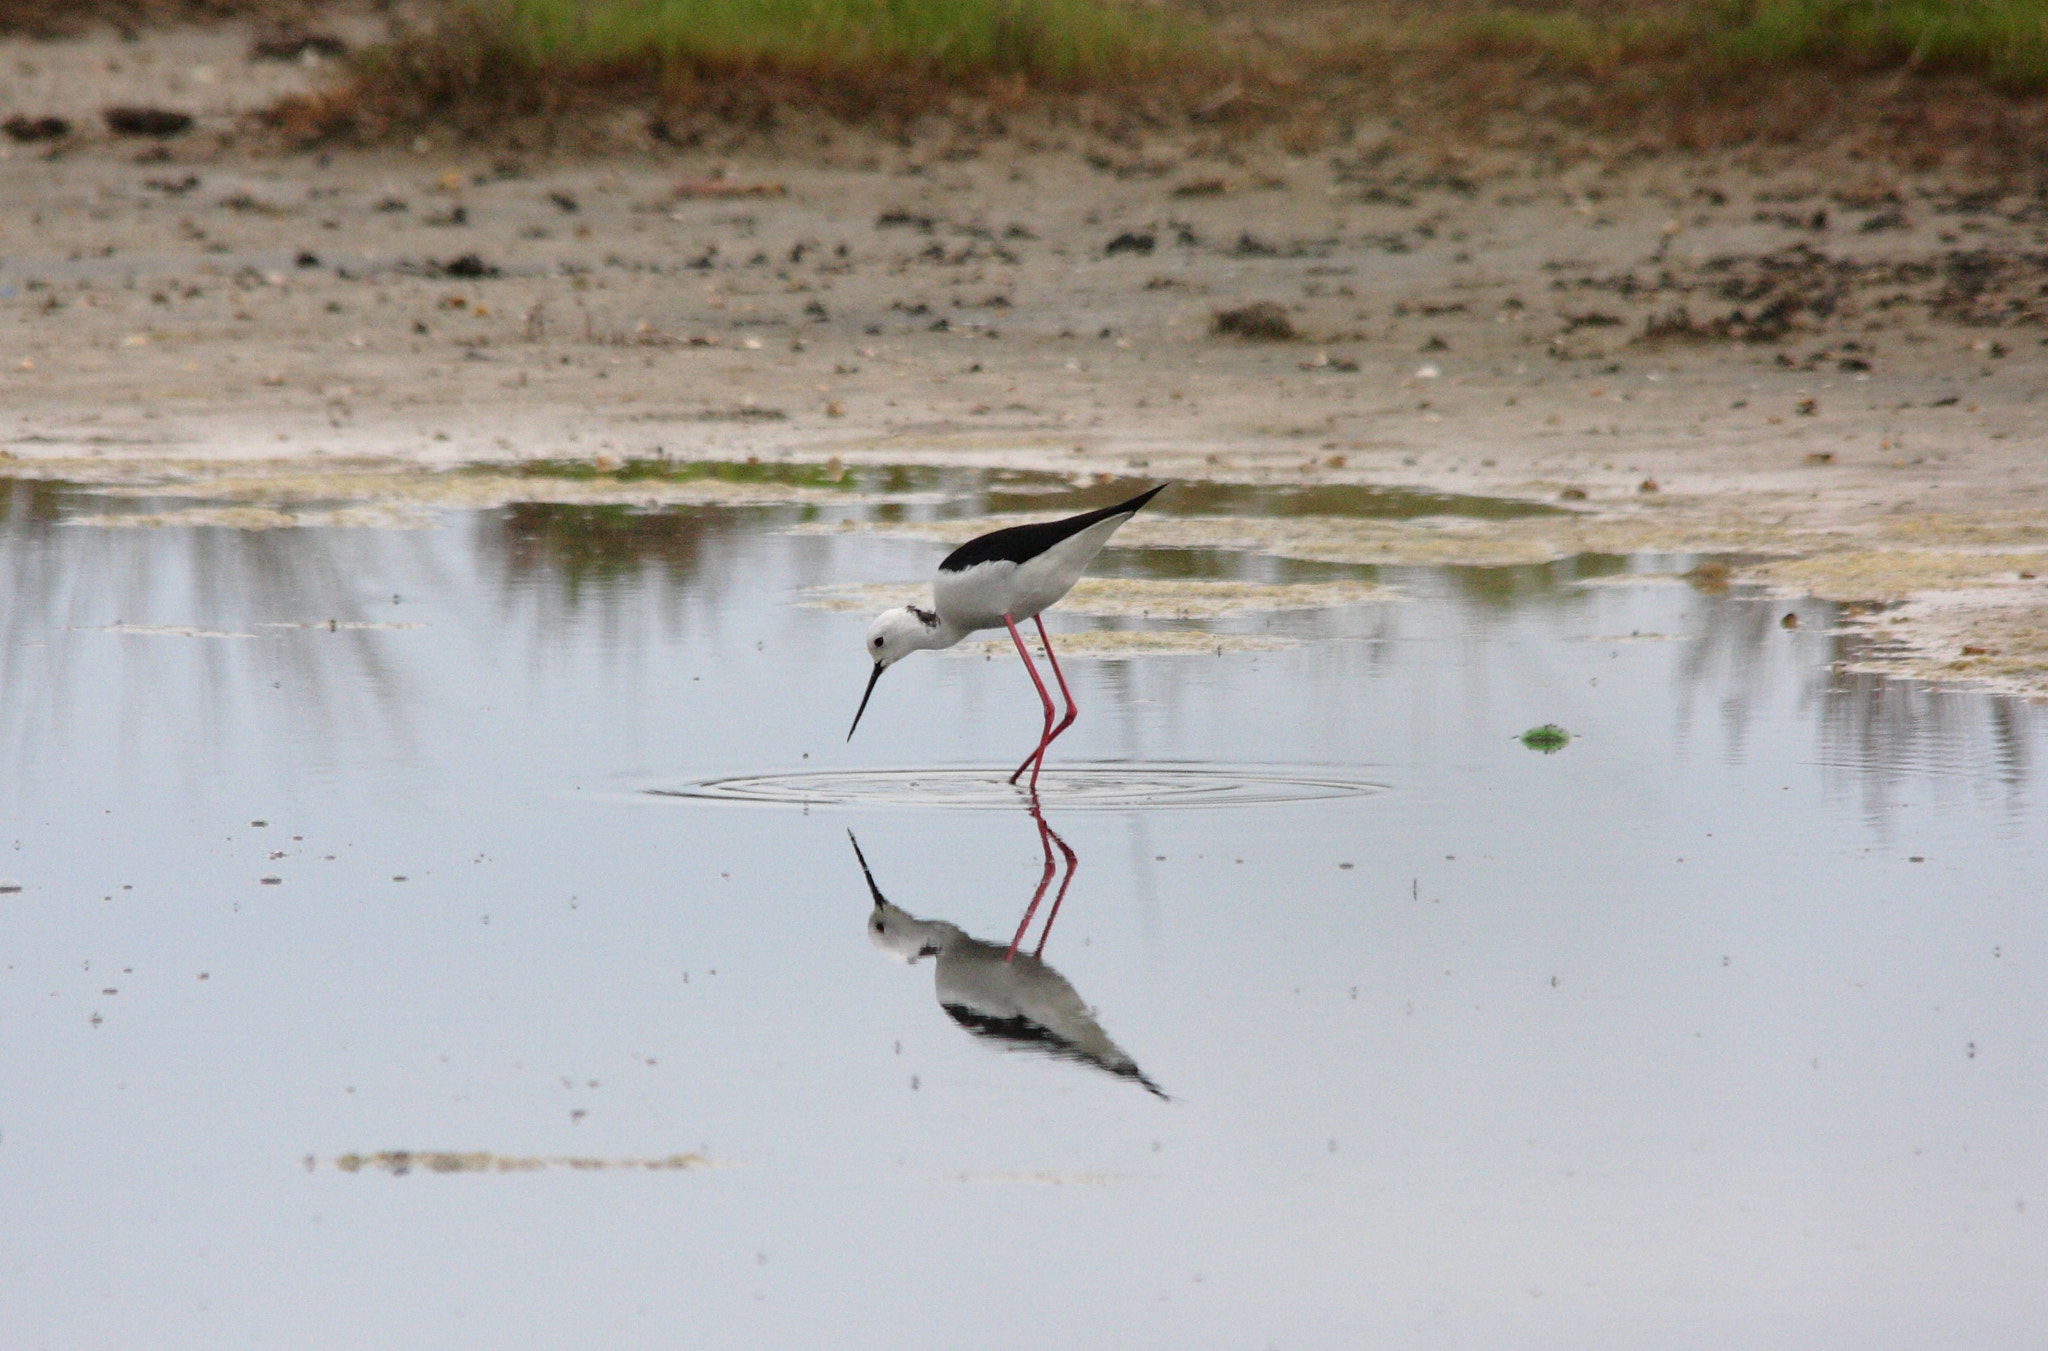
xmin=1211 ymin=301 xmax=1296 ymax=340
xmin=1559 ymin=241 xmax=2048 ymax=350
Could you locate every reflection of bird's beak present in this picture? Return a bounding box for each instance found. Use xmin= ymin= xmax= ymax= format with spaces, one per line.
xmin=847 ymin=830 xmax=887 ymax=907
xmin=847 ymin=663 xmax=884 ymax=741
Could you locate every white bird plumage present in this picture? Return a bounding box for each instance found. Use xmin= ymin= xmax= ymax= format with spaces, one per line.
xmin=848 ymin=484 xmax=1167 ymax=789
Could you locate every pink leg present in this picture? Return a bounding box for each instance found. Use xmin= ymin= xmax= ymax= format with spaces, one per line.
xmin=1006 ymin=804 xmax=1077 ymax=964
xmin=1030 ymin=814 xmax=1078 ymax=959
xmin=1003 ymin=613 xmax=1058 ymax=793
xmin=1006 ymin=809 xmax=1060 ymax=963
xmin=1008 ymin=618 xmax=1078 ymax=788
xmin=1033 ymin=614 xmax=1079 ymax=752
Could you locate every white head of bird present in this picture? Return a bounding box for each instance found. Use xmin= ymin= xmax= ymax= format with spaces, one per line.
xmin=867 ymin=901 xmax=957 ymax=964
xmin=850 ymin=830 xmax=960 ymax=962
xmin=866 ymin=605 xmax=949 ymax=668
xmin=848 ymin=605 xmax=954 ymax=740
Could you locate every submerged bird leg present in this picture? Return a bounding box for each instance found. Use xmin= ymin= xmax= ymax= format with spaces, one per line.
xmin=1031 ymin=812 xmax=1078 ymax=959
xmin=1005 ymin=806 xmax=1062 ymax=964
xmin=1032 ymin=614 xmax=1079 ymax=753
xmin=1003 ymin=613 xmax=1059 ymax=792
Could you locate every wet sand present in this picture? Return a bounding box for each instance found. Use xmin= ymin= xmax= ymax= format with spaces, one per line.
xmin=3 ymin=18 xmax=2046 ymax=692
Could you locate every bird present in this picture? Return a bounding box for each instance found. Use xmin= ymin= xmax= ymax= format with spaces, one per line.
xmin=849 ymin=829 xmax=1165 ymax=1099
xmin=846 ymin=483 xmax=1167 ymax=791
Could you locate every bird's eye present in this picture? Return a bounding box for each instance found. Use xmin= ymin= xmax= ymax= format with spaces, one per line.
xmin=872 ymin=637 xmax=883 ymax=648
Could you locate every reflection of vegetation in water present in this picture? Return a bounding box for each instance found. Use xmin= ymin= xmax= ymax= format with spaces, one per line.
xmin=4 ymin=469 xmax=2040 ymax=800
xmin=1433 ymin=554 xmax=1631 ymax=610
xmin=473 ymin=499 xmax=2046 ymax=807
xmin=1669 ymin=575 xmax=1826 ymax=776
xmin=1819 ymin=650 xmax=2039 ymax=815
xmin=1664 ymin=579 xmax=2044 ymax=809
xmin=0 ymin=479 xmax=64 ymax=528
xmin=478 ymin=503 xmax=754 ymax=662
xmin=0 ymin=480 xmax=420 ymax=784
xmin=494 ymin=502 xmax=722 ymax=593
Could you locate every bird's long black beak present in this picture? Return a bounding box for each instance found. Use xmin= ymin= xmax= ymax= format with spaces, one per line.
xmin=847 ymin=830 xmax=887 ymax=908
xmin=847 ymin=662 xmax=884 ymax=741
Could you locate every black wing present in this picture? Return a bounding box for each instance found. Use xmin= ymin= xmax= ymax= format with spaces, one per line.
xmin=938 ymin=484 xmax=1167 ymax=573
xmin=941 ymin=1003 xmax=1169 ymax=1099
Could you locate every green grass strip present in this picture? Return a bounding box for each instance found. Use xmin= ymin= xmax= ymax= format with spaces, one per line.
xmin=1719 ymin=0 xmax=2048 ymax=89
xmin=1450 ymin=0 xmax=2048 ymax=92
xmin=469 ymin=0 xmax=1211 ymax=85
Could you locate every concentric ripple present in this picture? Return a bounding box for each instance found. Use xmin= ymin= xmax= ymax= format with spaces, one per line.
xmin=648 ymin=764 xmax=1384 ymax=810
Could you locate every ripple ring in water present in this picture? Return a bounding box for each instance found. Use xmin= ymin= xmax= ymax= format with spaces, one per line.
xmin=650 ymin=765 xmax=1384 ymax=810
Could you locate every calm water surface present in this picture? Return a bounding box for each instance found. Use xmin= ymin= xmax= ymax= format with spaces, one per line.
xmin=1 ymin=470 xmax=2043 ymax=1349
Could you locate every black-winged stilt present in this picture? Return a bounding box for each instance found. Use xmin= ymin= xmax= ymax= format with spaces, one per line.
xmin=849 ymin=826 xmax=1165 ymax=1099
xmin=846 ymin=483 xmax=1168 ymax=789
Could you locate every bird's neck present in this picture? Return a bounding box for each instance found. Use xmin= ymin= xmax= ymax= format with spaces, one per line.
xmin=909 ymin=613 xmax=969 ymax=654
xmin=880 ymin=911 xmax=966 ymax=961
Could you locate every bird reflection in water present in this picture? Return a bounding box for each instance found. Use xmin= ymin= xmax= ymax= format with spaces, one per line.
xmin=850 ymin=810 xmax=1166 ymax=1099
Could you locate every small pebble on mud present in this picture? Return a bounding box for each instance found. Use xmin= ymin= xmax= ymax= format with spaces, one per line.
xmin=3 ymin=114 xmax=70 ymax=142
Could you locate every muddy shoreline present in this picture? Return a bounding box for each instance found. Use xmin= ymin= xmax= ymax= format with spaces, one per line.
xmin=4 ymin=19 xmax=2046 ymax=693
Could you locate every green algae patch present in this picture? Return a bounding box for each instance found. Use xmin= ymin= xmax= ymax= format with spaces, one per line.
xmin=19 ymin=459 xmax=891 ymax=519
xmin=798 ymin=576 xmax=1397 ymax=619
xmin=790 ymin=510 xmax=1819 ymax=570
xmin=951 ymin=629 xmax=1297 ymax=659
xmin=790 ymin=512 xmax=1562 ymax=566
xmin=1521 ymin=723 xmax=1571 ymax=753
xmin=799 ymin=578 xmax=1345 ymax=658
xmin=1053 ymin=578 xmax=1394 ymax=617
xmin=504 ymin=456 xmax=855 ymax=490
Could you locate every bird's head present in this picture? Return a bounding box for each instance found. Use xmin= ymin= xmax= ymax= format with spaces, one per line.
xmin=848 ymin=605 xmax=941 ymax=739
xmin=868 ymin=900 xmax=946 ymax=964
xmin=864 ymin=605 xmax=939 ymax=670
xmin=848 ymin=830 xmax=947 ymax=963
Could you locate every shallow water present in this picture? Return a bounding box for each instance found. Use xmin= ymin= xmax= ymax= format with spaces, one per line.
xmin=2 ymin=472 xmax=2044 ymax=1349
